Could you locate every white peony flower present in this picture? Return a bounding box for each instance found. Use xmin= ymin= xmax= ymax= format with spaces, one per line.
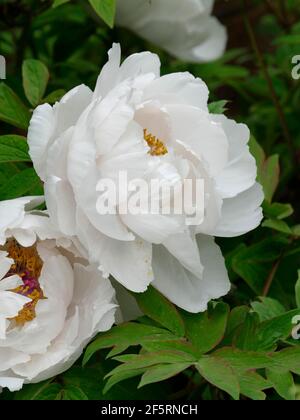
xmin=0 ymin=197 xmax=117 ymax=392
xmin=28 ymin=44 xmax=264 ymax=313
xmin=115 ymin=0 xmax=227 ymax=63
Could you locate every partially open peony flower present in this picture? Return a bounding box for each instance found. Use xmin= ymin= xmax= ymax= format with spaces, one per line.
xmin=28 ymin=44 xmax=264 ymax=313
xmin=0 ymin=197 xmax=117 ymax=392
xmin=115 ymin=0 xmax=227 ymax=63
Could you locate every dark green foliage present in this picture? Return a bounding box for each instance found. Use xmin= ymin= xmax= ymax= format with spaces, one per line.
xmin=0 ymin=0 xmax=300 ymax=401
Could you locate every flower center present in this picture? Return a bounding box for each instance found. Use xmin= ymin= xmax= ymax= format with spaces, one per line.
xmin=143 ymin=129 xmax=168 ymax=156
xmin=2 ymin=239 xmax=46 ymax=326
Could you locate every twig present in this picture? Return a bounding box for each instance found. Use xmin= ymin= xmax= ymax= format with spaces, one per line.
xmin=242 ymin=0 xmax=296 ymax=162
xmin=264 ymin=0 xmax=288 ymax=28
xmin=278 ymin=0 xmax=292 ymax=26
xmin=262 ymin=258 xmax=281 ymax=297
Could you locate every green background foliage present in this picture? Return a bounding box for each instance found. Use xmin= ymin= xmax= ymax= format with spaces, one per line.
xmin=0 ymin=0 xmax=300 ymax=400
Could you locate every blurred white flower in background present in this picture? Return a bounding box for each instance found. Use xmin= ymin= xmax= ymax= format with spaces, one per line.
xmin=0 ymin=197 xmax=117 ymax=392
xmin=116 ymin=0 xmax=227 ymax=62
xmin=28 ymin=44 xmax=263 ymax=313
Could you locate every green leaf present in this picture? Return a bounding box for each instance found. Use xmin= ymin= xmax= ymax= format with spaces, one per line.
xmin=260 ymin=154 xmax=280 ymax=203
xmin=0 ymin=135 xmax=30 ymax=163
xmin=63 ymin=362 xmax=167 ymax=400
xmin=262 ymin=219 xmax=292 ymax=235
xmin=212 ymin=348 xmax=276 ymax=371
xmin=251 ymin=297 xmax=286 ymax=321
xmin=263 ymin=202 xmax=294 ymax=220
xmin=292 ymin=225 xmax=300 ymax=237
xmin=181 ymin=303 xmax=229 ymax=355
xmin=133 ymin=286 xmax=185 ymax=337
xmin=88 ymin=0 xmax=116 ymax=28
xmin=42 ymin=89 xmax=65 ymax=104
xmin=235 ymin=309 xmax=300 ymax=351
xmin=103 ymin=368 xmax=147 ymax=394
xmin=223 ymin=306 xmax=249 ymax=344
xmin=22 ymin=59 xmax=49 ymax=107
xmin=208 ymin=100 xmax=229 ymax=114
xmin=83 ymin=323 xmax=179 ymax=366
xmin=249 ymin=136 xmax=265 ymax=171
xmin=249 ymin=137 xmax=280 ymax=203
xmin=232 ymin=237 xmax=288 ymax=294
xmin=295 ymin=270 xmax=300 ymax=308
xmin=272 ymin=347 xmax=300 ymax=374
xmin=0 ymin=167 xmax=42 ymax=200
xmin=238 ymin=371 xmax=271 ymax=400
xmin=276 ymin=34 xmax=300 ymax=45
xmin=60 ymin=385 xmax=89 ymax=400
xmin=52 ymin=0 xmax=70 ymax=7
xmin=103 ymin=351 xmax=194 ymax=391
xmin=14 ymin=381 xmax=62 ymax=400
xmin=139 ymin=363 xmax=191 ymax=388
xmin=141 ymin=339 xmax=199 ymax=358
xmin=255 ymin=309 xmax=300 ymax=351
xmin=0 ymin=83 xmax=30 ymax=129
xmin=266 ymin=369 xmax=296 ymax=400
xmin=196 ymin=356 xmax=240 ymax=400
xmin=112 ymin=350 xmax=196 ymax=368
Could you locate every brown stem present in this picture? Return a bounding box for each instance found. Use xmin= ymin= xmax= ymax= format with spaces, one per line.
xmin=264 ymin=0 xmax=288 ymax=28
xmin=242 ymin=0 xmax=296 ymax=162
xmin=278 ymin=0 xmax=292 ymax=26
xmin=262 ymin=234 xmax=298 ymax=296
xmin=262 ymin=259 xmax=281 ymax=297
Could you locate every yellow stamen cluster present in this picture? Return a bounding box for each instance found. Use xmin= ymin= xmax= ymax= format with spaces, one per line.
xmin=2 ymin=239 xmax=45 ymax=326
xmin=143 ymin=129 xmax=168 ymax=156
xmin=11 ymin=283 xmax=45 ymax=326
xmin=5 ymin=239 xmax=43 ymax=279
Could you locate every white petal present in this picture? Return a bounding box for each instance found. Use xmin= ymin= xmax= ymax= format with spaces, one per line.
xmin=0 ymin=292 xmax=31 ymax=338
xmin=28 ymin=85 xmax=92 ymax=181
xmin=54 ymin=85 xmax=92 ymax=135
xmin=0 ymin=377 xmax=24 ymax=392
xmin=6 ymin=255 xmax=73 ymax=354
xmin=71 ymin=264 xmax=117 ymax=343
xmin=213 ymin=183 xmax=264 ymax=237
xmin=28 ymin=103 xmax=55 ymax=180
xmin=76 ymin=165 xmax=134 ymax=241
xmin=98 ymin=236 xmax=154 ymax=293
xmin=167 ymin=104 xmax=229 ymax=177
xmin=116 ymin=1 xmax=226 ymax=63
xmin=121 ymin=213 xmax=183 ymax=244
xmin=0 ymin=197 xmax=43 ymax=244
xmin=213 ymin=115 xmax=257 ymax=199
xmin=44 ymin=177 xmax=77 ymax=236
xmin=163 ymin=231 xmax=203 ymax=278
xmin=0 ymin=348 xmax=30 ymax=371
xmin=46 ymin=126 xmax=73 ymax=181
xmin=119 ymin=51 xmax=161 ymax=81
xmin=116 ymin=0 xmax=210 ymax=25
xmin=143 ymin=72 xmax=209 ymax=110
xmin=76 ymin=210 xmax=153 ymax=292
xmin=0 ymin=275 xmax=23 ymax=292
xmin=93 ymin=96 xmax=134 ymax=155
xmin=94 ymin=43 xmax=160 ymax=99
xmin=94 ymin=43 xmax=122 ymax=98
xmin=0 ymin=291 xmax=31 ymax=318
xmin=13 ymin=265 xmax=116 ymax=383
xmin=152 ymin=236 xmax=230 ymax=313
xmin=0 ymin=252 xmax=13 ymax=280
xmin=175 ymin=17 xmax=227 ymax=63
xmin=67 ymin=101 xmax=97 ymax=191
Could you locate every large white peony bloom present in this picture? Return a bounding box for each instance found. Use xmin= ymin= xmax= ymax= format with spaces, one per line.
xmin=115 ymin=0 xmax=227 ymax=63
xmin=0 ymin=197 xmax=117 ymax=392
xmin=28 ymin=44 xmax=264 ymax=313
